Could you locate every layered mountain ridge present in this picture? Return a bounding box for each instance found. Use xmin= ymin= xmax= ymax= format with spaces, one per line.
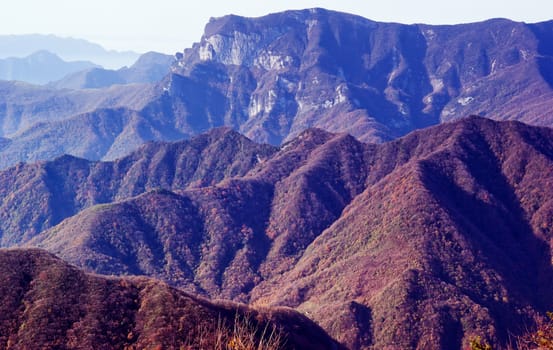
xmin=0 ymin=127 xmax=276 ymax=246
xmin=1 ymin=9 xmax=553 ymax=169
xmin=0 ymin=116 xmax=551 ymax=348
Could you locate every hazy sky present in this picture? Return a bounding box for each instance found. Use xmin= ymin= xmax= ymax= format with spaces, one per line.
xmin=2 ymin=0 xmax=552 ymax=53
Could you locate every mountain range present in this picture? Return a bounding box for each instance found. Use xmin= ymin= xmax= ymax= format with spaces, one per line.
xmin=1 ymin=8 xmax=553 ymax=349
xmin=50 ymin=51 xmax=174 ymax=89
xmin=0 ymin=81 xmax=158 ymax=165
xmin=1 ymin=9 xmax=553 ymax=169
xmin=0 ymin=49 xmax=173 ymax=87
xmin=0 ymin=50 xmax=99 ymax=85
xmin=174 ymin=10 xmax=553 ymax=144
xmin=0 ymin=116 xmax=549 ymax=348
xmin=0 ymin=34 xmax=140 ymax=69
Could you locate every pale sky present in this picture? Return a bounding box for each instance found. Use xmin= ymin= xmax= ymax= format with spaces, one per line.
xmin=2 ymin=0 xmax=552 ymax=54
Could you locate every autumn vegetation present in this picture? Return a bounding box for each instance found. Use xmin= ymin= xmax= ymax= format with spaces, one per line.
xmin=0 ymin=249 xmax=340 ymax=349
xmin=0 ymin=117 xmax=549 ymax=348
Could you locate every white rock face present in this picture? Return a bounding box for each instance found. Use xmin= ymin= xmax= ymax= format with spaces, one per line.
xmin=254 ymin=52 xmax=294 ymax=70
xmin=199 ymin=32 xmax=262 ymax=65
xmin=335 ymin=84 xmax=348 ymax=104
xmin=422 ymin=77 xmax=445 ymax=107
xmin=306 ymin=19 xmax=318 ymax=31
xmin=423 ymin=28 xmax=436 ymax=41
xmin=248 ymin=89 xmax=278 ymax=117
xmin=520 ymin=49 xmax=531 ymax=60
xmin=491 ymin=59 xmax=498 ymax=74
xmin=248 ymin=95 xmax=264 ymax=116
xmin=199 ymin=43 xmax=215 ymax=61
xmin=430 ymin=78 xmax=444 ymax=93
xmin=442 ymin=106 xmax=457 ymax=117
xmin=306 ymin=84 xmax=350 ymax=110
xmin=278 ymin=76 xmax=297 ymax=93
xmin=457 ymin=96 xmax=474 ymax=106
xmin=198 ymin=28 xmax=289 ymax=67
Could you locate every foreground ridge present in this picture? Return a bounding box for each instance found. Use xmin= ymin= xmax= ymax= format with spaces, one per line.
xmin=0 ymin=248 xmax=341 ymax=349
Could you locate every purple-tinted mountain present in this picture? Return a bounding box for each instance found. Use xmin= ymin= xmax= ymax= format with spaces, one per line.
xmin=0 ymin=248 xmax=341 ymax=350
xmin=0 ymin=127 xmax=275 ymax=246
xmin=0 ymin=116 xmax=548 ymax=348
xmin=252 ymin=116 xmax=553 ymax=349
xmin=51 ymin=51 xmax=174 ymax=89
xmin=168 ymin=9 xmax=553 ymax=144
xmin=2 ymin=9 xmax=553 ymax=169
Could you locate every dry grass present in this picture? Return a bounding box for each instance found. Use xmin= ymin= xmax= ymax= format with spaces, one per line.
xmin=469 ymin=312 xmax=553 ymax=350
xmin=184 ymin=312 xmax=286 ymax=350
xmin=511 ymin=312 xmax=553 ymax=350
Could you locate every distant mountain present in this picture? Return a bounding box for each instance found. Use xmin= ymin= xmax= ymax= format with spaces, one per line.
xmin=51 ymin=51 xmax=175 ymax=89
xmin=2 ymin=10 xmax=553 ymax=169
xmin=0 ymin=79 xmax=156 ymax=135
xmin=0 ymin=34 xmax=140 ymax=69
xmin=0 ymin=248 xmax=340 ymax=349
xmin=0 ymin=117 xmax=550 ymax=348
xmin=0 ymin=50 xmax=99 ymax=84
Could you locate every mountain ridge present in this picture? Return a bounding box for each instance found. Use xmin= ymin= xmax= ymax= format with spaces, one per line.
xmin=1 ymin=10 xmax=553 ymax=348
xmin=0 ymin=248 xmax=341 ymax=349
xmin=50 ymin=51 xmax=174 ymax=89
xmin=1 ymin=10 xmax=553 ymax=168
xmin=0 ymin=116 xmax=549 ymax=348
xmin=0 ymin=126 xmax=276 ymax=246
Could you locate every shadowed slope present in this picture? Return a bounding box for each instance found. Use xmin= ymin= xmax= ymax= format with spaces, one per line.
xmin=29 ymin=128 xmax=370 ymax=302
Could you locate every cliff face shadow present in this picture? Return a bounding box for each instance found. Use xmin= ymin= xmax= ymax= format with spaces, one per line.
xmin=528 ymin=22 xmax=553 ymax=89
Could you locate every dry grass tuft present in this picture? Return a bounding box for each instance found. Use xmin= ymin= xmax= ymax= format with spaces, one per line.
xmin=512 ymin=312 xmax=553 ymax=350
xmin=184 ymin=312 xmax=286 ymax=350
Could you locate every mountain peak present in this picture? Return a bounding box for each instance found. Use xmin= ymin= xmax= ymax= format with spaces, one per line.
xmin=0 ymin=49 xmax=99 ymax=85
xmin=285 ymin=127 xmax=336 ymax=145
xmin=169 ymin=9 xmax=553 ymax=147
xmin=27 ymin=49 xmax=60 ymax=60
xmin=130 ymin=51 xmax=173 ymax=68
